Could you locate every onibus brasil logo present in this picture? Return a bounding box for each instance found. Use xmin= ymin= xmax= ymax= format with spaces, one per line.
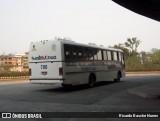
xmin=32 ymin=55 xmax=56 ymax=60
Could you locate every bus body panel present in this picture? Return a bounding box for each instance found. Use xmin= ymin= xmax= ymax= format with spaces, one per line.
xmin=29 ymin=40 xmax=62 ymax=62
xmin=64 ymin=71 xmax=116 ymax=85
xmin=63 ymin=61 xmax=123 ymax=85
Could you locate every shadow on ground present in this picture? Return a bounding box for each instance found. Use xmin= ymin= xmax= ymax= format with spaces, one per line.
xmin=38 ymin=80 xmax=123 ymax=93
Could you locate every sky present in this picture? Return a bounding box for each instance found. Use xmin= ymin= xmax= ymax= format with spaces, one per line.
xmin=0 ymin=0 xmax=160 ymax=54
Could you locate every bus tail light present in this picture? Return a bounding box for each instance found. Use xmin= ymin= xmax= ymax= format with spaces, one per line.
xmin=59 ymin=67 xmax=63 ymax=76
xmin=29 ymin=68 xmax=31 ymax=76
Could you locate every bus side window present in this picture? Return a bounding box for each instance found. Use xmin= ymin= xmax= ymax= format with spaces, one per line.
xmin=103 ymin=50 xmax=107 ymax=60
xmin=97 ymin=50 xmax=102 ymax=60
xmin=84 ymin=48 xmax=89 ymax=60
xmin=93 ymin=49 xmax=98 ymax=60
xmin=64 ymin=45 xmax=72 ymax=61
xmin=113 ymin=51 xmax=118 ymax=61
xmin=118 ymin=52 xmax=122 ymax=62
xmin=89 ymin=49 xmax=94 ymax=60
xmin=122 ymin=53 xmax=125 ymax=66
xmin=72 ymin=46 xmax=77 ymax=61
xmin=107 ymin=51 xmax=112 ymax=60
xmin=77 ymin=47 xmax=83 ymax=60
xmin=117 ymin=52 xmax=119 ymax=61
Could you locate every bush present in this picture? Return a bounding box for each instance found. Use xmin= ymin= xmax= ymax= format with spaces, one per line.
xmin=125 ymin=54 xmax=160 ymax=71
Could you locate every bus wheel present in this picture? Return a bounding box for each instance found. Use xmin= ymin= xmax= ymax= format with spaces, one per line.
xmin=114 ymin=72 xmax=121 ymax=82
xmin=88 ymin=74 xmax=96 ymax=87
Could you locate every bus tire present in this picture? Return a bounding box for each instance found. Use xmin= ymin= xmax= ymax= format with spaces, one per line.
xmin=114 ymin=72 xmax=121 ymax=82
xmin=88 ymin=73 xmax=96 ymax=87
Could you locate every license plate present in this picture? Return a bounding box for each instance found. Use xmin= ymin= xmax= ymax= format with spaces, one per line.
xmin=41 ymin=71 xmax=47 ymax=75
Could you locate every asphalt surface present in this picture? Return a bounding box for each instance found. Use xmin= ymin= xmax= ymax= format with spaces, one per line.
xmin=0 ymin=74 xmax=160 ymax=121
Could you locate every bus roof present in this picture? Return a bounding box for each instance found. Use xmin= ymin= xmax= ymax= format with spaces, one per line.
xmin=31 ymin=39 xmax=123 ymax=53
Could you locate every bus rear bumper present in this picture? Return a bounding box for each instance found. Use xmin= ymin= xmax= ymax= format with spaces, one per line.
xmin=30 ymin=79 xmax=64 ymax=84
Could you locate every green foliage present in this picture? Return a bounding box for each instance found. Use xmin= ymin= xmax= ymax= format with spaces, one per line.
xmin=125 ymin=49 xmax=160 ymax=71
xmin=150 ymin=49 xmax=160 ymax=64
xmin=114 ymin=37 xmax=160 ymax=71
xmin=125 ymin=54 xmax=142 ymax=71
xmin=124 ymin=37 xmax=141 ymax=53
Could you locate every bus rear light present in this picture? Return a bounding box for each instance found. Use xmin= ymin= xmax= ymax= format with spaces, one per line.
xmin=59 ymin=67 xmax=63 ymax=76
xmin=29 ymin=68 xmax=31 ymax=76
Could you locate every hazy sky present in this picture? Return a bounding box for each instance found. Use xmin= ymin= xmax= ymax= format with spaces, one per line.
xmin=0 ymin=0 xmax=160 ymax=54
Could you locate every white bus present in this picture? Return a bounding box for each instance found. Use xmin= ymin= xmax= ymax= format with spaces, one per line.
xmin=29 ymin=39 xmax=125 ymax=87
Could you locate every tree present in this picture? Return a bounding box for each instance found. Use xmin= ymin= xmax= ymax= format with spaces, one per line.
xmin=114 ymin=43 xmax=130 ymax=59
xmin=123 ymin=37 xmax=141 ymax=71
xmin=150 ymin=49 xmax=160 ymax=65
xmin=124 ymin=37 xmax=141 ymax=53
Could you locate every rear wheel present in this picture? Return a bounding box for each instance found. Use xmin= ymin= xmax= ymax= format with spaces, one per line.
xmin=114 ymin=72 xmax=121 ymax=82
xmin=88 ymin=74 xmax=96 ymax=87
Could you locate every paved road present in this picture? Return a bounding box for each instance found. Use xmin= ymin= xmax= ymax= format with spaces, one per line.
xmin=0 ymin=74 xmax=160 ymax=121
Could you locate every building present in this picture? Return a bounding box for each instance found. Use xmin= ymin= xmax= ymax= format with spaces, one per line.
xmin=0 ymin=52 xmax=29 ymax=72
xmin=0 ymin=54 xmax=14 ymax=70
